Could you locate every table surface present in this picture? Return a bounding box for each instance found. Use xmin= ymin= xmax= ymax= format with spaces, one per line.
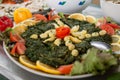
xmin=0 ymin=5 xmax=120 ymax=80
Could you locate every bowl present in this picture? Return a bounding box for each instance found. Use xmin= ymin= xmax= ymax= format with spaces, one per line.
xmin=46 ymin=0 xmax=92 ymax=14
xmin=100 ymin=0 xmax=120 ymax=24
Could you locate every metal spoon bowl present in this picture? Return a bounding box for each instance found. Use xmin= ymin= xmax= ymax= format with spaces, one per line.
xmin=90 ymin=41 xmax=120 ymax=55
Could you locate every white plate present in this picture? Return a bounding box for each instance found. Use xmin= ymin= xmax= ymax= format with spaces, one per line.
xmin=3 ymin=42 xmax=93 ymax=79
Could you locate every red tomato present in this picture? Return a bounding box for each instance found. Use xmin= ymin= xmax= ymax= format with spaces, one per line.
xmin=10 ymin=43 xmax=18 ymax=56
xmin=56 ymin=27 xmax=70 ymax=39
xmin=16 ymin=42 xmax=26 ymax=55
xmin=107 ymin=23 xmax=120 ymax=29
xmin=57 ymin=64 xmax=73 ymax=74
xmin=10 ymin=32 xmax=21 ymax=42
xmin=33 ymin=14 xmax=47 ymax=22
xmin=10 ymin=42 xmax=26 ymax=55
xmin=100 ymin=24 xmax=115 ymax=35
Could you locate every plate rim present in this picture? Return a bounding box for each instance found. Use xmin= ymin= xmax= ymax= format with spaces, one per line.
xmin=3 ymin=42 xmax=94 ymax=79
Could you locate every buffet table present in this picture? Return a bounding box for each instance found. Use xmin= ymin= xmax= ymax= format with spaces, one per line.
xmin=0 ymin=4 xmax=120 ymax=80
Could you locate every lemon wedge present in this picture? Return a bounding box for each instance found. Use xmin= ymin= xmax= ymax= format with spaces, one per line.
xmin=22 ymin=19 xmax=36 ymax=26
xmin=13 ymin=23 xmax=27 ymax=34
xmin=36 ymin=61 xmax=61 ymax=75
xmin=111 ymin=43 xmax=120 ymax=51
xmin=86 ymin=15 xmax=96 ymax=23
xmin=19 ymin=55 xmax=38 ymax=69
xmin=68 ymin=13 xmax=86 ymax=21
xmin=13 ymin=19 xmax=36 ymax=34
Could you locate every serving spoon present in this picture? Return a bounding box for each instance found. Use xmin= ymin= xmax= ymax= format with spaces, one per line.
xmin=90 ymin=41 xmax=120 ymax=55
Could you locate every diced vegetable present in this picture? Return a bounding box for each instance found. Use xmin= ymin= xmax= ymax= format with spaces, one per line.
xmin=100 ymin=24 xmax=115 ymax=35
xmin=107 ymin=23 xmax=120 ymax=29
xmin=57 ymin=64 xmax=73 ymax=74
xmin=10 ymin=42 xmax=26 ymax=55
xmin=56 ymin=27 xmax=70 ymax=39
xmin=10 ymin=32 xmax=21 ymax=42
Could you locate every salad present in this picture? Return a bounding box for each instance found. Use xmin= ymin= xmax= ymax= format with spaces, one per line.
xmin=0 ymin=9 xmax=120 ymax=76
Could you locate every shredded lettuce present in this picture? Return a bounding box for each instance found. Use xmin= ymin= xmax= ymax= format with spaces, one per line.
xmin=70 ymin=48 xmax=118 ymax=75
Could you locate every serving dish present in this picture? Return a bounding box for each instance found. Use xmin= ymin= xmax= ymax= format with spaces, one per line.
xmin=46 ymin=0 xmax=92 ymax=14
xmin=1 ymin=11 xmax=120 ymax=79
xmin=100 ymin=0 xmax=120 ymax=24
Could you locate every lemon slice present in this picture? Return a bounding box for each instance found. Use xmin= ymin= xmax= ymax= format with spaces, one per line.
xmin=68 ymin=13 xmax=86 ymax=21
xmin=112 ymin=35 xmax=120 ymax=43
xmin=86 ymin=15 xmax=96 ymax=23
xmin=111 ymin=43 xmax=120 ymax=51
xmin=36 ymin=61 xmax=61 ymax=75
xmin=22 ymin=19 xmax=36 ymax=26
xmin=13 ymin=19 xmax=36 ymax=34
xmin=19 ymin=55 xmax=38 ymax=69
xmin=13 ymin=23 xmax=27 ymax=34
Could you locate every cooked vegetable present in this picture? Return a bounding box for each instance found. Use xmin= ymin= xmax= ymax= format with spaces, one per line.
xmin=2 ymin=13 xmax=118 ymax=76
xmin=20 ymin=18 xmax=112 ymax=68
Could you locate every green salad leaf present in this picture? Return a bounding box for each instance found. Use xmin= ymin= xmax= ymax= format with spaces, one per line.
xmin=70 ymin=48 xmax=118 ymax=75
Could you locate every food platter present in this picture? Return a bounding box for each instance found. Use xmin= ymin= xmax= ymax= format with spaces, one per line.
xmin=3 ymin=44 xmax=94 ymax=79
xmin=1 ymin=7 xmax=120 ymax=80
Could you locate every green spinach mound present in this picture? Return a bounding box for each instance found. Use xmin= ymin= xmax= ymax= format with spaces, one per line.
xmin=21 ymin=18 xmax=112 ymax=68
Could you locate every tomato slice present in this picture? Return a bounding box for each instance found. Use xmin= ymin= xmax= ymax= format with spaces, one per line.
xmin=100 ymin=24 xmax=115 ymax=35
xmin=10 ymin=42 xmax=26 ymax=56
xmin=56 ymin=27 xmax=70 ymax=39
xmin=33 ymin=14 xmax=47 ymax=22
xmin=107 ymin=23 xmax=120 ymax=29
xmin=57 ymin=64 xmax=73 ymax=74
xmin=10 ymin=32 xmax=21 ymax=42
xmin=10 ymin=43 xmax=18 ymax=56
xmin=16 ymin=42 xmax=26 ymax=55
